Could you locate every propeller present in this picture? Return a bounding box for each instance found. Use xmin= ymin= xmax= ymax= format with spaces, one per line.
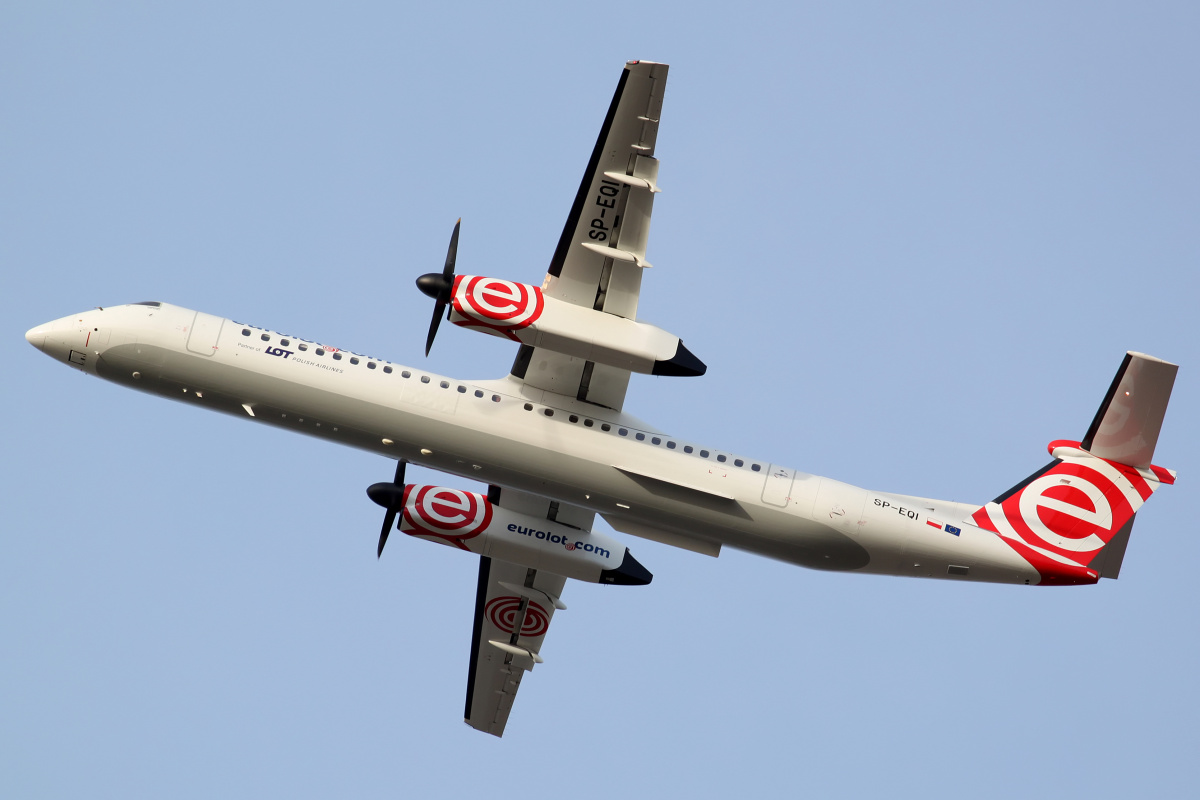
xmin=366 ymin=459 xmax=407 ymax=558
xmin=416 ymin=218 xmax=461 ymax=357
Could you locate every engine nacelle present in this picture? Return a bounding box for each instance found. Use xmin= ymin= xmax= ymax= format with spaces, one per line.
xmin=446 ymin=275 xmax=705 ymax=377
xmin=369 ymin=483 xmax=652 ymax=586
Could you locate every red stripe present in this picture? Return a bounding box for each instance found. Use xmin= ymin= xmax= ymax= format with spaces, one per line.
xmin=1151 ymin=465 xmax=1176 ymax=485
xmin=1114 ymin=463 xmax=1154 ymax=501
xmin=999 ymin=537 xmax=1099 ymax=586
xmin=971 ymin=506 xmax=998 ymax=533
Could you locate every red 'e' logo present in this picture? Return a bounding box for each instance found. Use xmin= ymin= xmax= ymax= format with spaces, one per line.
xmin=450 ymin=276 xmax=544 ymax=340
xmin=401 ymin=485 xmax=493 ymax=550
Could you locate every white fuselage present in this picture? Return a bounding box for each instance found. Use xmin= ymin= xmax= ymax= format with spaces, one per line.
xmin=27 ymin=302 xmax=1041 ymax=585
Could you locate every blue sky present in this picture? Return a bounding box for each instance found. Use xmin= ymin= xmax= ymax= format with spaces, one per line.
xmin=4 ymin=3 xmax=1197 ymax=797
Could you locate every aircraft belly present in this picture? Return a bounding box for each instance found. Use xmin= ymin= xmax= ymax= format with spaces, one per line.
xmin=96 ymin=343 xmax=872 ymax=572
xmin=97 ymin=342 xmax=1040 ymax=583
xmin=852 ymin=493 xmax=1039 ymax=584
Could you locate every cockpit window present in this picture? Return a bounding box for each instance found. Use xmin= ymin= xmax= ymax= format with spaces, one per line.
xmin=133 ymin=301 xmax=162 ymax=307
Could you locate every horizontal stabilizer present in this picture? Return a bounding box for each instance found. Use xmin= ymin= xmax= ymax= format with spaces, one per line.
xmin=1081 ymin=351 xmax=1177 ymax=468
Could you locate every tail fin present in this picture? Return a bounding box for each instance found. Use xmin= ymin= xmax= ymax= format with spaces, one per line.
xmin=971 ymin=352 xmax=1178 ymax=585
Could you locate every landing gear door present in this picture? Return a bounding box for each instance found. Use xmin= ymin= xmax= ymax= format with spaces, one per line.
xmin=187 ymin=312 xmax=224 ymax=356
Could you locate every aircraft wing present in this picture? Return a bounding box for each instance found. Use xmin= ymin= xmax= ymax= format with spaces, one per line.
xmin=464 ymin=486 xmax=593 ymax=736
xmin=509 ymin=60 xmax=668 ymax=412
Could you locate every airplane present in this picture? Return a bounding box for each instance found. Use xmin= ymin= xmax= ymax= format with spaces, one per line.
xmin=25 ymin=60 xmax=1179 ymax=737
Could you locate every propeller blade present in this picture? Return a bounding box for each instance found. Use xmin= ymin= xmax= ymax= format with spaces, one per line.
xmin=377 ymin=509 xmax=395 ymax=558
xmin=418 ymin=220 xmax=461 ymax=357
xmin=443 ymin=218 xmax=460 ymax=277
xmin=374 ymin=460 xmax=407 ymax=559
xmin=424 ymin=302 xmax=444 ymax=358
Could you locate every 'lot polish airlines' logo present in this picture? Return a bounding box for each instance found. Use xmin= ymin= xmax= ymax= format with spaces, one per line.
xmin=401 ymin=485 xmax=493 ymax=550
xmin=450 ymin=276 xmax=544 ymax=340
xmin=485 ymin=596 xmax=550 ymax=638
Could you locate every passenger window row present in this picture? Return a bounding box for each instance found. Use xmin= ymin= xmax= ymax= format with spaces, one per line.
xmin=240 ymin=326 xmax=759 ymax=471
xmin=242 ymin=327 xmax=397 ymax=373
xmin=518 ymin=398 xmax=760 ymax=471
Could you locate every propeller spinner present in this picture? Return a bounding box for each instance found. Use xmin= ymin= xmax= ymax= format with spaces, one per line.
xmin=416 ymin=218 xmax=461 ymax=357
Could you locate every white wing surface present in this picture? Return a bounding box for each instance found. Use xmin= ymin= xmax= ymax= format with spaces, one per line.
xmin=463 ymin=486 xmax=594 ymax=736
xmin=509 ymin=60 xmax=668 ymax=411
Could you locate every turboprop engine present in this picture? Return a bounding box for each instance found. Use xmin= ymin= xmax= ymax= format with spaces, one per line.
xmin=441 ymin=275 xmax=705 ymax=377
xmin=413 ymin=220 xmax=704 ymax=376
xmin=367 ymin=482 xmax=653 ymax=586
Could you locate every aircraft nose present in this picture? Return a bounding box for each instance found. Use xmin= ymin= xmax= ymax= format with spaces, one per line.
xmin=25 ymin=315 xmax=85 ymax=365
xmin=25 ymin=323 xmax=51 ymax=352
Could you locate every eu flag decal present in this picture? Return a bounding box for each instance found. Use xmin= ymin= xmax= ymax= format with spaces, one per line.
xmin=945 ymin=525 xmax=961 ymax=536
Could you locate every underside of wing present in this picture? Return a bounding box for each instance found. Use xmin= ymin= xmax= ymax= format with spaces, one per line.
xmin=463 ymin=555 xmax=565 ymax=737
xmin=463 ymin=485 xmax=587 ymax=736
xmin=510 ymin=60 xmax=669 ymax=412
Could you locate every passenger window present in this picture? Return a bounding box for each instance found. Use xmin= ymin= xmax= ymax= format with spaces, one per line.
xmin=651 ymin=437 xmax=661 ymax=445
xmin=601 ymin=423 xmax=611 ymax=432
xmin=667 ymin=441 xmax=676 ymax=449
xmin=734 ymin=459 xmax=744 ymax=467
xmin=401 ymin=370 xmax=411 ymax=378
xmin=457 ymin=385 xmax=466 ymax=393
xmin=544 ymin=409 xmax=553 ymax=417
xmin=491 ymin=395 xmax=500 ymax=402
xmin=700 ymin=450 xmax=710 ymax=458
xmin=569 ymin=415 xmax=578 ymax=423
xmin=474 ymin=390 xmax=483 ymax=398
xmin=332 ymin=353 xmax=342 ymax=361
xmin=619 ymin=428 xmax=628 ymax=436
xmin=684 ymin=445 xmax=693 ymax=454
xmin=242 ymin=329 xmax=251 ymax=336
xmin=439 ymin=380 xmax=449 ymax=388
xmin=420 ymin=375 xmax=430 ymax=383
xmin=368 ymin=362 xmax=377 ymax=369
xmin=261 ymin=334 xmax=270 ymax=342
xmin=752 ymin=464 xmax=761 ymax=472
xmin=635 ymin=433 xmax=645 ymax=441
xmin=584 ymin=419 xmax=594 ymax=427
xmin=524 ymin=403 xmax=533 ymax=411
xmin=315 ymin=348 xmax=325 ymax=356
xmin=281 ymin=339 xmax=290 ymax=347
xmin=298 ymin=344 xmax=308 ymax=351
xmin=383 ymin=365 xmax=392 ymax=374
xmin=717 ymin=454 xmax=727 ymax=463
xmin=350 ymin=357 xmax=359 ymax=365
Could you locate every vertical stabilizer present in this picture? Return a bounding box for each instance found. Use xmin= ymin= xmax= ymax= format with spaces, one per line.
xmin=970 ymin=352 xmax=1177 ymax=585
